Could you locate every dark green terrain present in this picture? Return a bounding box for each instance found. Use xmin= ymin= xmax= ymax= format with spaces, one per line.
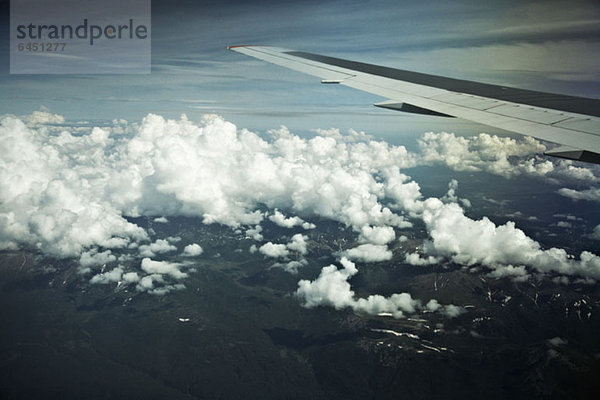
xmin=1 ymin=215 xmax=599 ymax=399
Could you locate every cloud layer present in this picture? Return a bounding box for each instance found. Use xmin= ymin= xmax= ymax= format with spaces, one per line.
xmin=1 ymin=111 xmax=599 ymax=311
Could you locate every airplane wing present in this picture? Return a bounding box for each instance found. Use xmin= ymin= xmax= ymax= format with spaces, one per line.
xmin=228 ymin=45 xmax=600 ymax=164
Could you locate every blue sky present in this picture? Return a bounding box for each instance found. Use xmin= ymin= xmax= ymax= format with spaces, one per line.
xmin=0 ymin=0 xmax=598 ymax=137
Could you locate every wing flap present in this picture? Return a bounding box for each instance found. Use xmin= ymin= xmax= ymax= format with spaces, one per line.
xmin=554 ymin=118 xmax=599 ymax=135
xmin=545 ymin=146 xmax=600 ymax=164
xmin=486 ymin=103 xmax=570 ymax=125
xmin=374 ymin=100 xmax=454 ymax=117
xmin=427 ymin=92 xmax=501 ymax=110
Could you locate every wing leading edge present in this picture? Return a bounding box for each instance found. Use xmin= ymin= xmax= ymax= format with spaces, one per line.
xmin=228 ymin=45 xmax=600 ymax=164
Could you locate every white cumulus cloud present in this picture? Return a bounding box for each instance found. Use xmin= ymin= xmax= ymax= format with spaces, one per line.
xmin=140 ymin=258 xmax=187 ymax=279
xmin=286 ymin=233 xmax=309 ymax=255
xmin=245 ymin=225 xmax=263 ymax=241
xmin=269 ymin=210 xmax=315 ymax=229
xmin=342 ymin=244 xmax=393 ymax=262
xmin=182 ymin=243 xmax=203 ymax=257
xmin=0 ymin=116 xmax=147 ymax=257
xmin=138 ymin=239 xmax=177 ymax=258
xmin=558 ymin=186 xmax=600 ymax=202
xmin=259 ymin=242 xmax=290 ymax=259
xmin=90 ymin=267 xmax=123 ymax=284
xmin=297 ymin=258 xmax=462 ymax=318
xmin=358 ymin=226 xmax=396 ymax=245
xmin=420 ymin=198 xmax=600 ymax=280
xmin=418 ymin=131 xmax=600 ymax=182
xmin=272 ymin=259 xmax=308 ymax=274
xmin=79 ymin=249 xmax=117 ymax=273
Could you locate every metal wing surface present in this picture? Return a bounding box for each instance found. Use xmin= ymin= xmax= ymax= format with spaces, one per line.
xmin=228 ymin=45 xmax=600 ymax=164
